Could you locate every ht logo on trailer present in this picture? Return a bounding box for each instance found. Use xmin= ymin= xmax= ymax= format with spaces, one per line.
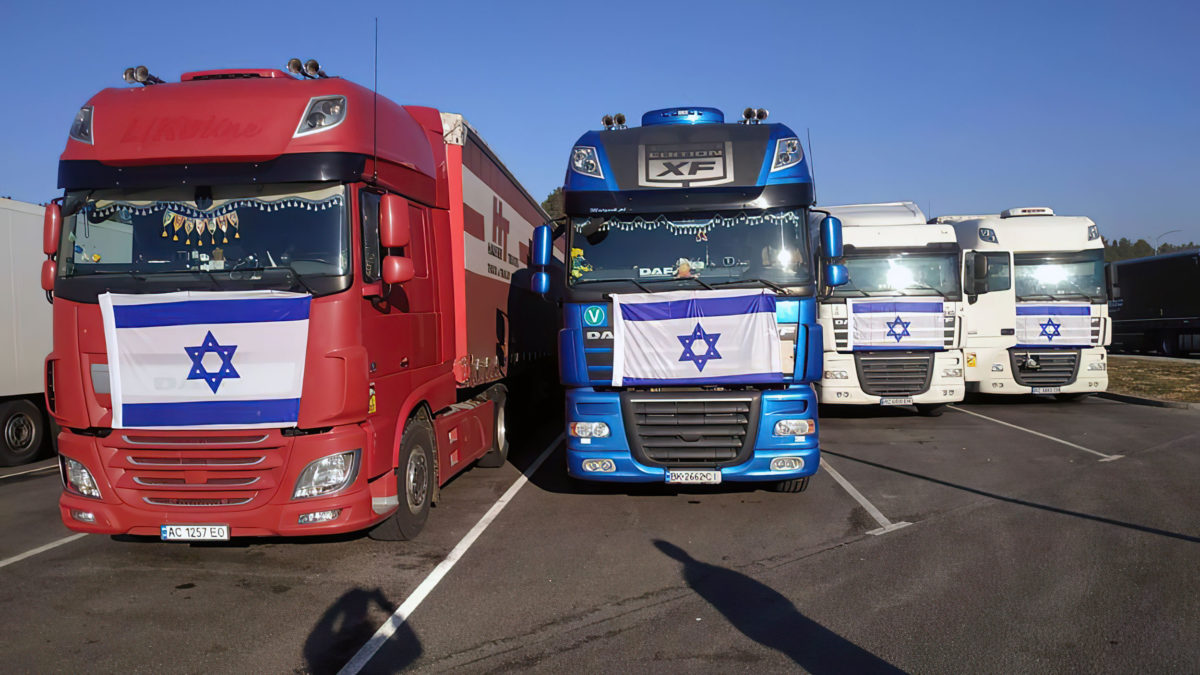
xmin=491 ymin=196 xmax=509 ymax=258
xmin=638 ymin=142 xmax=734 ymax=188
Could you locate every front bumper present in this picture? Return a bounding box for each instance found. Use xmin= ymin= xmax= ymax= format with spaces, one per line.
xmin=565 ymin=386 xmax=820 ymax=483
xmin=817 ymin=350 xmax=965 ymax=405
xmin=56 ymin=424 xmax=389 ymax=537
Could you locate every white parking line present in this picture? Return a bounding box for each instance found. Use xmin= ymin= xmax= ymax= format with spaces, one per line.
xmin=0 ymin=533 xmax=88 ymax=569
xmin=821 ymin=458 xmax=911 ymax=536
xmin=949 ymin=406 xmax=1123 ymax=462
xmin=0 ymin=459 xmax=58 ymax=480
xmin=338 ymin=433 xmax=565 ymax=675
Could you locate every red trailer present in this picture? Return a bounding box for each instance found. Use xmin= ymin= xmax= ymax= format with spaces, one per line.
xmin=43 ymin=63 xmax=556 ymax=539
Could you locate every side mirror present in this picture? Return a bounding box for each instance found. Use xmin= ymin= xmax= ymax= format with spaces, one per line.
xmin=41 ymin=259 xmax=57 ymax=292
xmin=43 ymin=203 xmax=61 ymax=255
xmin=820 ymin=215 xmax=843 ymax=259
xmin=380 ymin=194 xmax=410 ymax=248
xmin=964 ymin=251 xmax=989 ymax=296
xmin=825 ymin=263 xmax=848 ymax=287
xmin=382 ymin=256 xmax=414 ymax=285
xmin=530 ymin=224 xmax=553 ymax=293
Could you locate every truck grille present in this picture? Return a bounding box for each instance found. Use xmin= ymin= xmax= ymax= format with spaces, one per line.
xmin=100 ymin=432 xmax=286 ymax=511
xmin=622 ymin=393 xmax=761 ymax=466
xmin=1009 ymin=349 xmax=1080 ymax=387
xmin=855 ymin=351 xmax=935 ymax=396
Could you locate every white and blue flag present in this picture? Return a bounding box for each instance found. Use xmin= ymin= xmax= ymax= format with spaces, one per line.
xmin=611 ymin=289 xmax=783 ymax=386
xmin=1016 ymin=303 xmax=1092 ymax=346
xmin=99 ymin=290 xmax=311 ymax=430
xmin=848 ymin=298 xmax=944 ymax=350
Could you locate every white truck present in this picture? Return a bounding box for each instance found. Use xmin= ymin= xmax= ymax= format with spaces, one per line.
xmin=817 ymin=202 xmax=965 ymax=416
xmin=1 ymin=198 xmax=54 ymax=464
xmin=931 ymin=207 xmax=1109 ymax=398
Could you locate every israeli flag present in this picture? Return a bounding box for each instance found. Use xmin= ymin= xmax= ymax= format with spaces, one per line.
xmin=99 ymin=290 xmax=311 ymax=430
xmin=848 ymin=299 xmax=945 ymax=350
xmin=1016 ymin=304 xmax=1092 ymax=346
xmin=611 ymin=289 xmax=783 ymax=386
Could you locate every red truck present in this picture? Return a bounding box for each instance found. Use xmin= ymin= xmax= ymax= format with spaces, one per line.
xmin=42 ymin=62 xmax=556 ymax=540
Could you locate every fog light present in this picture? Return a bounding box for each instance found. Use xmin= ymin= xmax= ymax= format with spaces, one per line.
xmin=581 ymin=459 xmax=616 ymax=473
xmin=70 ymin=509 xmax=96 ymax=523
xmin=293 ymin=450 xmax=360 ymax=499
xmin=1087 ymin=362 xmax=1106 ymax=371
xmin=569 ymin=421 xmax=610 ymax=438
xmin=823 ymin=370 xmax=849 ymax=379
xmin=61 ymin=456 xmax=101 ymax=499
xmin=773 ymin=419 xmax=814 ymax=436
xmin=298 ymin=509 xmax=342 ymax=525
xmin=991 ymin=363 xmax=1005 ymax=372
xmin=770 ymin=457 xmax=804 ymax=471
xmin=942 ymin=368 xmax=963 ymax=377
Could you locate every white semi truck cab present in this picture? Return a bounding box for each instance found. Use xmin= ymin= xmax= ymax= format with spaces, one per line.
xmin=932 ymin=207 xmax=1109 ymax=398
xmin=817 ymin=202 xmax=965 ymax=415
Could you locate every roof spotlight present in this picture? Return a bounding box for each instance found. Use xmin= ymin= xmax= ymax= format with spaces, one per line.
xmin=602 ymin=114 xmax=614 ymax=128
xmin=130 ymin=65 xmax=163 ymax=86
xmin=123 ymin=67 xmax=137 ymax=84
xmin=286 ymin=58 xmax=304 ymax=76
xmin=303 ymin=59 xmax=326 ymax=78
xmin=756 ymin=108 xmax=770 ymax=121
xmin=743 ymin=107 xmax=756 ymax=120
xmin=614 ymin=113 xmax=626 ymax=126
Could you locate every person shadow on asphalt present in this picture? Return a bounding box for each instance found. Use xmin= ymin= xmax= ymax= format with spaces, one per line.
xmin=303 ymin=587 xmax=421 ymax=674
xmin=654 ymin=540 xmax=902 ymax=674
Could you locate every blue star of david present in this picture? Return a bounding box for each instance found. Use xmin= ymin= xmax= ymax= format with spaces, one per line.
xmin=885 ymin=315 xmax=911 ymax=343
xmin=185 ymin=331 xmax=239 ymax=393
xmin=678 ymin=323 xmax=722 ymax=372
xmin=1039 ymin=318 xmax=1062 ymax=341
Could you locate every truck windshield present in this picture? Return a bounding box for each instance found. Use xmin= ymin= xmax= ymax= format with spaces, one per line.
xmin=1014 ymin=249 xmax=1106 ymax=302
xmin=57 ymin=183 xmax=349 ymax=297
xmin=568 ymin=208 xmax=812 ymax=290
xmin=833 ymin=248 xmax=961 ymax=300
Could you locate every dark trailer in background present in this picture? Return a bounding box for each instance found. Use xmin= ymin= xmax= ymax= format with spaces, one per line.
xmin=1107 ymin=250 xmax=1200 ymax=356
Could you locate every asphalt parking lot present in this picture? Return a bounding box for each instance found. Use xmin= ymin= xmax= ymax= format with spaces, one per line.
xmin=2 ymin=395 xmax=1197 ymax=674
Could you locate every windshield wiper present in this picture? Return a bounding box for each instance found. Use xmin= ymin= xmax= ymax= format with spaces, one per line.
xmin=573 ymin=278 xmax=656 ymax=293
xmin=894 ymin=282 xmax=947 ymax=298
xmin=643 ymin=276 xmax=715 ymax=291
xmin=712 ymin=278 xmax=791 ymax=295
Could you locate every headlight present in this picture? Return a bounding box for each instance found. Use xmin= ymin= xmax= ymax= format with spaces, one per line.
xmin=823 ymin=370 xmax=849 ymax=379
xmin=569 ymin=421 xmax=610 ymax=438
xmin=773 ymin=419 xmax=814 ymax=436
xmin=570 ymin=146 xmax=604 ymax=179
xmin=61 ymin=456 xmax=101 ymax=499
xmin=293 ymin=95 xmax=348 ymax=137
xmin=1087 ymin=362 xmax=1106 ymax=371
xmin=770 ymin=137 xmax=802 ymax=172
xmin=293 ymin=450 xmax=360 ymax=499
xmin=69 ymin=106 xmax=94 ymax=145
xmin=942 ymin=368 xmax=963 ymax=378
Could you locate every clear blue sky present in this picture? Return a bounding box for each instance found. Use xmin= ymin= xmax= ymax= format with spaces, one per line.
xmin=2 ymin=0 xmax=1197 ymax=244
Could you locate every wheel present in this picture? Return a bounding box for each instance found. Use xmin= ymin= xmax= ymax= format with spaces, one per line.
xmin=772 ymin=477 xmax=810 ymax=493
xmin=0 ymin=400 xmax=46 ymax=467
xmin=1160 ymin=332 xmax=1179 ymax=357
xmin=915 ymin=403 xmax=946 ymax=417
xmin=476 ymin=387 xmax=509 ymax=468
xmin=1055 ymin=393 xmax=1092 ymax=402
xmin=373 ymin=417 xmax=435 ymax=541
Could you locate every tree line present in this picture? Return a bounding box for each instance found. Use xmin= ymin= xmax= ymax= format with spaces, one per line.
xmin=1102 ymin=237 xmax=1199 ymax=262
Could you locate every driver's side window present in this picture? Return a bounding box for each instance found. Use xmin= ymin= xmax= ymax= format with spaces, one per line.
xmin=983 ymin=252 xmax=1011 ymax=292
xmin=361 ymin=191 xmax=381 ymax=282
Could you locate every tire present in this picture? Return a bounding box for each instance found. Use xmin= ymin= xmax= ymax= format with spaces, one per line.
xmin=1160 ymin=332 xmax=1179 ymax=357
xmin=476 ymin=387 xmax=509 ymax=469
xmin=915 ymin=403 xmax=946 ymax=417
xmin=1055 ymin=393 xmax=1092 ymax=402
xmin=375 ymin=417 xmax=435 ymax=541
xmin=0 ymin=399 xmax=46 ymax=467
xmin=772 ymin=477 xmax=810 ymax=493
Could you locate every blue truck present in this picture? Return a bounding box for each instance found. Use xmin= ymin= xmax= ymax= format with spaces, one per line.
xmin=530 ymin=107 xmax=846 ymax=491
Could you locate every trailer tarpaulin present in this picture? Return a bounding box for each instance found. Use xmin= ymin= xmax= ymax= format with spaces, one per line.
xmin=611 ymin=289 xmax=783 ymax=386
xmin=98 ymin=290 xmax=310 ymax=429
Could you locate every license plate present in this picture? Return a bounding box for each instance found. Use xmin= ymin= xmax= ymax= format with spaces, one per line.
xmin=666 ymin=470 xmax=721 ymax=485
xmin=880 ymin=397 xmax=914 ymax=406
xmin=1032 ymin=386 xmax=1061 ymax=394
xmin=161 ymin=524 xmax=229 ymax=541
